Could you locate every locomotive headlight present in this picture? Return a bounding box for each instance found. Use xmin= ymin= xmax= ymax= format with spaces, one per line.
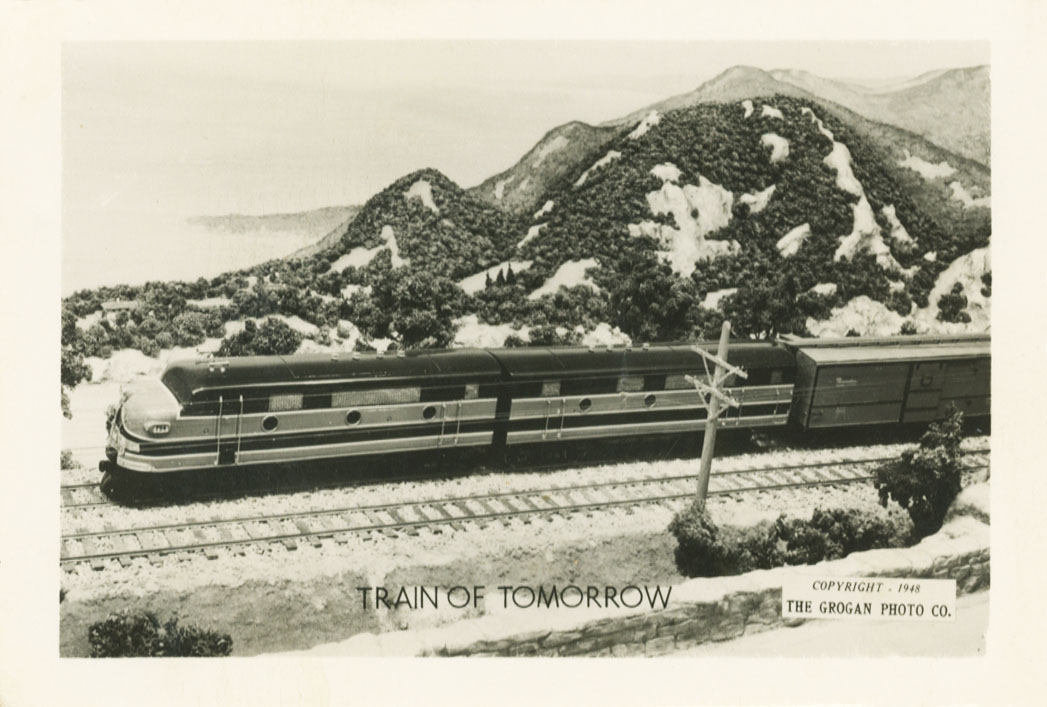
xmin=147 ymin=422 xmax=171 ymax=436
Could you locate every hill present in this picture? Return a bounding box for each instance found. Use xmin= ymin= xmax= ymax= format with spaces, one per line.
xmin=468 ymin=121 xmax=622 ymax=216
xmin=63 ymin=83 xmax=991 ymax=366
xmin=771 ymin=66 xmax=990 ymax=166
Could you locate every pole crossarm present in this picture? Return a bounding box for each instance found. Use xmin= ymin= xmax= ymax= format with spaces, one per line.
xmin=690 ymin=345 xmax=748 ymax=381
xmin=684 ymin=374 xmax=741 ymax=409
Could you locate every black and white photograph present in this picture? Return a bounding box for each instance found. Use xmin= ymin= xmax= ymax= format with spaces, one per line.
xmin=4 ymin=0 xmax=1047 ymax=704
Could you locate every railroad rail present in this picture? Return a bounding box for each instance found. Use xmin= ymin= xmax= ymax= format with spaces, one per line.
xmin=61 ymin=450 xmax=989 ymax=570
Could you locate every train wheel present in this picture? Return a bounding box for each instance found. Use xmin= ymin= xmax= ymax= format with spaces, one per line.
xmin=99 ymin=470 xmax=116 ymax=499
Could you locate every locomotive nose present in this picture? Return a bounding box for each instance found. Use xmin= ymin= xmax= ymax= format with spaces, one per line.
xmin=119 ymin=379 xmax=182 ymax=440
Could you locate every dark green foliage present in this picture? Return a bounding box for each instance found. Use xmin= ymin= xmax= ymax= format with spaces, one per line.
xmin=607 ymin=254 xmax=699 ymax=342
xmin=670 ymin=501 xmax=908 ymax=578
xmin=937 ymin=282 xmax=971 ymax=323
xmin=875 ymin=406 xmax=966 ymax=539
xmin=900 ymin=321 xmax=919 ymax=335
xmin=61 ymin=348 xmax=91 ymax=419
xmin=218 ymin=318 xmax=303 ymax=356
xmin=88 ymin=609 xmax=232 ymax=657
xmin=349 ymin=268 xmax=464 ymax=348
xmin=980 ymin=271 xmax=991 ymax=297
xmin=667 ymin=501 xmax=735 ymax=577
xmin=61 ymin=449 xmax=80 ymax=470
xmin=774 ymin=507 xmax=905 ymax=565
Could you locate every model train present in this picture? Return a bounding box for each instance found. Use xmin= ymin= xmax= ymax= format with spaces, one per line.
xmin=100 ymin=333 xmax=990 ymax=483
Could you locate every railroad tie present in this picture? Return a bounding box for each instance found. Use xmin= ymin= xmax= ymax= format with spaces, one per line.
xmin=386 ymin=508 xmax=419 ymax=536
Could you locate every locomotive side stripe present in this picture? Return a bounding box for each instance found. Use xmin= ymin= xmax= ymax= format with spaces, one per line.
xmin=123 ymin=403 xmax=788 ymax=458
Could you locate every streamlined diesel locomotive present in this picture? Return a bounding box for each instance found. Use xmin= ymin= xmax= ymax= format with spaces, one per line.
xmin=101 ymin=334 xmax=990 ymax=482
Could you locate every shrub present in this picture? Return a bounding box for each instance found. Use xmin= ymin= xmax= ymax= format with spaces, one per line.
xmin=218 ymin=318 xmax=302 ymax=356
xmin=875 ymin=406 xmax=966 ymax=539
xmin=667 ymin=501 xmax=735 ymax=577
xmin=775 ymin=507 xmax=905 ymax=565
xmin=937 ymin=282 xmax=971 ymax=323
xmin=88 ymin=609 xmax=232 ymax=657
xmin=60 ymin=449 xmax=81 ymax=470
xmin=670 ymin=503 xmax=909 ymax=578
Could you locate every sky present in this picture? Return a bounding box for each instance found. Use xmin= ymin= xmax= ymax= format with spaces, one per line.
xmin=63 ymin=41 xmax=989 ymax=219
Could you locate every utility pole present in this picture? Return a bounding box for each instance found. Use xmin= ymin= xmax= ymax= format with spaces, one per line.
xmin=687 ymin=321 xmax=745 ymax=509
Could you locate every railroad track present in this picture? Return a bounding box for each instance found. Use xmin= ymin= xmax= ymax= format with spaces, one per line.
xmin=61 ymin=450 xmax=989 ymax=571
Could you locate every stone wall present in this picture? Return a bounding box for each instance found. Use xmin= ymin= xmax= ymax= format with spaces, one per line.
xmin=291 ymin=485 xmax=990 ymax=657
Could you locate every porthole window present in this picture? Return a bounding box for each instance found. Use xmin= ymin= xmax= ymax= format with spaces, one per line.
xmin=346 ymin=410 xmax=362 ymax=426
xmin=644 ymin=394 xmax=657 ymax=408
xmin=578 ymin=398 xmax=592 ymax=413
xmin=261 ymin=415 xmax=279 ymax=432
xmin=422 ymin=405 xmax=438 ymax=420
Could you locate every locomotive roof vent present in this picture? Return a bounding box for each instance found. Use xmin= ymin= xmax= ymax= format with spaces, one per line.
xmin=331 ymin=352 xmax=339 ymax=361
xmin=588 ymin=345 xmax=595 ymax=353
xmin=352 ymin=352 xmax=360 ymax=360
xmin=626 ymin=344 xmax=633 ymax=351
xmin=643 ymin=343 xmax=650 ymax=351
xmin=376 ymin=350 xmax=384 ymax=359
xmin=397 ymin=349 xmax=405 ymax=358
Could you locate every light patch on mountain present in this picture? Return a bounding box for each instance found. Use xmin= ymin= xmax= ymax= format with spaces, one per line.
xmin=761 ymin=105 xmax=784 ymax=120
xmin=575 ymin=151 xmax=622 ymax=187
xmin=898 ymin=150 xmax=956 ymax=179
xmin=341 ymin=283 xmax=372 ymax=299
xmin=882 ymin=205 xmax=915 ymax=245
xmin=457 ymin=260 xmax=533 ymax=294
xmin=452 ymin=314 xmax=530 ymax=348
xmin=578 ymin=323 xmax=632 ymax=347
xmin=806 ymin=296 xmax=907 ymax=337
xmin=650 ymin=163 xmax=683 ymax=183
xmin=949 ymin=181 xmax=991 ymax=209
xmin=741 ymin=100 xmax=754 ymax=118
xmin=329 ymin=243 xmax=385 ymax=272
xmin=628 ymin=175 xmax=738 ymax=277
xmin=924 ymin=251 xmax=938 ymax=262
xmin=803 ymin=107 xmax=908 ymax=272
xmin=808 ymin=247 xmax=991 ymax=336
xmin=528 ymin=259 xmax=601 ymax=300
xmin=329 ymin=224 xmax=405 ymax=272
xmin=405 ymin=179 xmax=439 ymax=214
xmin=911 ymin=246 xmax=991 ymax=332
xmin=761 ymin=133 xmax=789 ymax=163
xmin=533 ymin=200 xmax=554 ymax=219
xmin=517 ymin=223 xmax=546 ymax=249
xmin=702 ymin=288 xmax=737 ymax=310
xmin=776 ymin=223 xmax=811 ymax=257
xmin=809 ymin=282 xmax=837 ymax=296
xmin=534 ymin=135 xmax=570 ymax=167
xmin=628 ymin=111 xmax=661 ymax=140
xmin=738 ymin=185 xmax=776 ymax=213
xmin=493 ymin=175 xmax=514 ymax=201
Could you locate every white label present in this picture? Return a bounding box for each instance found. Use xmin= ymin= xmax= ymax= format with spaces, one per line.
xmin=782 ymin=576 xmax=956 ymax=621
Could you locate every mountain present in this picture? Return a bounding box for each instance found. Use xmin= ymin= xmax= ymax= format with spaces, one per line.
xmin=771 ymin=66 xmax=990 ymax=166
xmin=64 ymin=72 xmax=992 ymax=358
xmin=324 ymin=168 xmax=524 ymax=282
xmin=468 ymin=121 xmax=622 ymax=216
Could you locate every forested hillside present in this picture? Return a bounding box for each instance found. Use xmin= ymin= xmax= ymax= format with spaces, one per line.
xmin=62 ymin=92 xmax=991 ymax=390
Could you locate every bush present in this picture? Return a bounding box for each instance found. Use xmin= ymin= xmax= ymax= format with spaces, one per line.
xmin=775 ymin=507 xmax=906 ymax=565
xmin=218 ymin=318 xmax=302 ymax=356
xmin=875 ymin=406 xmax=966 ymax=539
xmin=667 ymin=501 xmax=736 ymax=577
xmin=670 ymin=502 xmax=909 ymax=578
xmin=60 ymin=449 xmax=80 ymax=470
xmin=937 ymin=282 xmax=971 ymax=323
xmin=88 ymin=609 xmax=232 ymax=657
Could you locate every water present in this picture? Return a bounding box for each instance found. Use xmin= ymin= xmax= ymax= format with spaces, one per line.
xmin=62 ymin=209 xmax=321 ymax=295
